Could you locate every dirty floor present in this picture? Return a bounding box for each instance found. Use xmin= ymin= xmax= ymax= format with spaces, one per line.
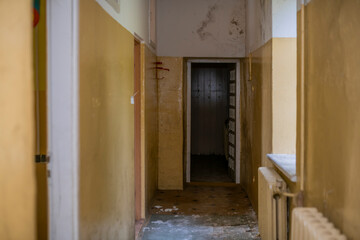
xmin=191 ymin=155 xmax=233 ymax=183
xmin=138 ymin=184 xmax=260 ymax=240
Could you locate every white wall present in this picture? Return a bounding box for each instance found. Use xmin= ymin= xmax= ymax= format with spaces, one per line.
xmin=96 ymin=0 xmax=152 ymax=46
xmin=157 ymin=0 xmax=246 ymax=57
xmin=272 ymin=0 xmax=296 ymax=38
xmin=245 ymin=0 xmax=272 ymax=54
xmin=245 ymin=0 xmax=296 ymax=54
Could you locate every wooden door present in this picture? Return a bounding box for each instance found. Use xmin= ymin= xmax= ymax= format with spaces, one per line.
xmin=34 ymin=0 xmax=49 ymax=238
xmin=134 ymin=40 xmax=141 ymax=220
xmin=191 ymin=63 xmax=229 ymax=155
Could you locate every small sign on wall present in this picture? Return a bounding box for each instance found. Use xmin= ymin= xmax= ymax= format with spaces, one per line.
xmin=106 ymin=0 xmax=120 ymax=13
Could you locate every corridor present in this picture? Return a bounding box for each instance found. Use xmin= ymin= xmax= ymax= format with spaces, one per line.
xmin=191 ymin=155 xmax=232 ymax=183
xmin=139 ymin=185 xmax=260 ymax=239
xmin=1 ymin=0 xmax=360 ymax=239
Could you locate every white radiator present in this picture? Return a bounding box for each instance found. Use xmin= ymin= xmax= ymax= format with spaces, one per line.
xmin=258 ymin=167 xmax=287 ymax=240
xmin=291 ymin=208 xmax=347 ymax=240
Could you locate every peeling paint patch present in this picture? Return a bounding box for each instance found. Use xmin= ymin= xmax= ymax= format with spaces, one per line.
xmin=229 ymin=15 xmax=244 ymax=41
xmin=231 ymin=18 xmax=240 ymax=26
xmin=196 ymin=4 xmax=218 ymax=40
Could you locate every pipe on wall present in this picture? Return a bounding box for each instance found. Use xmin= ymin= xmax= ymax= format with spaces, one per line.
xmin=299 ymin=3 xmax=305 ymax=193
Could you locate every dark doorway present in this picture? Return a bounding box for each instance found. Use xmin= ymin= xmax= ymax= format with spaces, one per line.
xmin=190 ymin=63 xmax=236 ymax=182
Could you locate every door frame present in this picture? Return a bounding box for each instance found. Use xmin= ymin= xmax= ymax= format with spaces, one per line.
xmin=47 ymin=0 xmax=79 ymax=239
xmin=186 ymin=59 xmax=241 ymax=184
xmin=134 ymin=39 xmax=142 ymax=221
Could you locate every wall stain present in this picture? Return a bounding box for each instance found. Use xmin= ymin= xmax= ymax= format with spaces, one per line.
xmin=229 ymin=16 xmax=244 ymax=40
xmin=197 ymin=4 xmax=218 ymax=40
xmin=231 ymin=18 xmax=239 ymax=26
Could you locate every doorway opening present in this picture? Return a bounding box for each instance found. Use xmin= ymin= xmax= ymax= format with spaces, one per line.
xmin=186 ymin=60 xmax=240 ymax=183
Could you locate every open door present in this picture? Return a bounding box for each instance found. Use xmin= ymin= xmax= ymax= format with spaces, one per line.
xmin=190 ymin=63 xmax=235 ymax=183
xmin=186 ymin=59 xmax=240 ymax=184
xmin=134 ymin=39 xmax=142 ymax=221
xmin=227 ymin=69 xmax=236 ymax=181
xmin=34 ymin=0 xmax=48 ymax=239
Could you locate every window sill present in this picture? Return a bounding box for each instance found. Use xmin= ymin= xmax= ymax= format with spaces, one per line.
xmin=267 ymin=154 xmax=296 ymax=183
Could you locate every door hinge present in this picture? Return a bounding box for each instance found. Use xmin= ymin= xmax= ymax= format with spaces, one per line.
xmin=35 ymin=154 xmax=50 ymax=163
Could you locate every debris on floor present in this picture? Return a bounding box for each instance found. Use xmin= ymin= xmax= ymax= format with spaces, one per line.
xmin=139 ymin=184 xmax=261 ymax=239
xmin=139 ymin=215 xmax=260 ymax=240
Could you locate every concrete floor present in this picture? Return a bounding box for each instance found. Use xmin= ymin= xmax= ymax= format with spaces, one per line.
xmin=138 ymin=184 xmax=260 ymax=239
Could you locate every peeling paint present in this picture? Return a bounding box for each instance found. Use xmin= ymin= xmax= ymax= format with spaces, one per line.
xmin=229 ymin=15 xmax=245 ymax=41
xmin=157 ymin=0 xmax=246 ymax=57
xmin=196 ymin=4 xmax=218 ymax=40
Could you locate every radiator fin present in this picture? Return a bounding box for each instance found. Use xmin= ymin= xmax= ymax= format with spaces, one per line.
xmin=291 ymin=208 xmax=347 ymax=240
xmin=258 ymin=167 xmax=287 ymax=240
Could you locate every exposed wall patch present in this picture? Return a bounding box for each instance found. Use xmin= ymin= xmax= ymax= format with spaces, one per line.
xmin=229 ymin=15 xmax=245 ymax=41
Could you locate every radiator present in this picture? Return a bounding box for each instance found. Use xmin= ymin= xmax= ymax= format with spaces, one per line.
xmin=291 ymin=208 xmax=347 ymax=240
xmin=258 ymin=167 xmax=287 ymax=240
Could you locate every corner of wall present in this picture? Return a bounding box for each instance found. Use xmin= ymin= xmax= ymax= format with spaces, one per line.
xmin=157 ymin=57 xmax=184 ymax=190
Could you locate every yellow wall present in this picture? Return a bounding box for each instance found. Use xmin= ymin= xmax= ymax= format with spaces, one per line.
xmin=272 ymin=38 xmax=297 ymax=154
xmin=241 ymin=37 xmax=297 ymax=212
xmin=298 ymin=1 xmax=360 ymax=238
xmin=79 ymin=1 xmax=135 ymax=238
xmin=0 ymin=1 xmax=36 ymax=239
xmin=141 ymin=45 xmax=158 ymax=217
xmin=241 ymin=40 xmax=272 ymax=212
xmin=158 ymin=57 xmax=184 ymax=190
